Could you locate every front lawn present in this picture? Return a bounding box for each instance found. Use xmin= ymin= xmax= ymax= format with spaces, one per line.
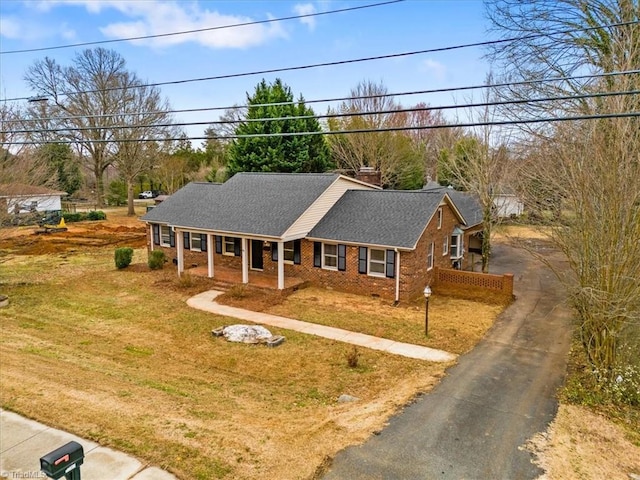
xmin=0 ymin=246 xmax=497 ymax=479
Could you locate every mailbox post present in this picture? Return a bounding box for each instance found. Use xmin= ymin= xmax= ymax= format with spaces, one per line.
xmin=40 ymin=441 xmax=84 ymax=480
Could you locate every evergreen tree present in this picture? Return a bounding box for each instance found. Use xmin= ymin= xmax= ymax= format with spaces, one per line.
xmin=228 ymin=79 xmax=331 ymax=175
xmin=37 ymin=143 xmax=82 ymax=196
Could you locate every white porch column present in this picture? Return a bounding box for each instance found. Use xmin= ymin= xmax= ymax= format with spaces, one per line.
xmin=149 ymin=225 xmax=154 ymax=251
xmin=241 ymin=238 xmax=249 ymax=284
xmin=207 ymin=234 xmax=214 ymax=278
xmin=277 ymin=241 xmax=285 ymax=290
xmin=176 ymin=229 xmax=184 ymax=276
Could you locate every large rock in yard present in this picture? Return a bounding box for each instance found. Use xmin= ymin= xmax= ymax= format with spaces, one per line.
xmin=221 ymin=325 xmax=273 ymax=344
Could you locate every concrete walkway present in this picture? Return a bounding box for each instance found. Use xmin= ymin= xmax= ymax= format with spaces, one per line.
xmin=187 ymin=290 xmax=457 ymax=363
xmin=0 ymin=410 xmax=176 ymax=480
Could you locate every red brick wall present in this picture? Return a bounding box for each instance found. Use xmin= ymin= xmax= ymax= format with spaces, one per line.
xmin=433 ymin=266 xmax=514 ymax=299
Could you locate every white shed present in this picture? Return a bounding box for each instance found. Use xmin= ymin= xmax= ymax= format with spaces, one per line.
xmin=493 ymin=194 xmax=524 ymax=218
xmin=0 ymin=184 xmax=68 ymax=214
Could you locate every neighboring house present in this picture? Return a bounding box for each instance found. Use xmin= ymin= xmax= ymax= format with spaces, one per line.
xmin=493 ymin=193 xmax=524 ymax=218
xmin=0 ymin=184 xmax=67 ymax=215
xmin=140 ymin=173 xmax=483 ymax=301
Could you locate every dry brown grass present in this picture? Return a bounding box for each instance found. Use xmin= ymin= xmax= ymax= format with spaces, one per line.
xmin=3 ymin=208 xmax=636 ymax=479
xmin=494 ymin=223 xmax=552 ymax=241
xmin=256 ymin=288 xmax=504 ymax=355
xmin=0 ymin=213 xmax=456 ymax=479
xmin=527 ymin=404 xmax=640 ymax=479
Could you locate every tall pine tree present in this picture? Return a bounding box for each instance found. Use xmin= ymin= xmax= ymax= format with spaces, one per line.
xmin=228 ymin=79 xmax=331 ymax=175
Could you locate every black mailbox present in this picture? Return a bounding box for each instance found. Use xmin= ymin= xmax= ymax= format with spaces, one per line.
xmin=40 ymin=441 xmax=84 ymax=480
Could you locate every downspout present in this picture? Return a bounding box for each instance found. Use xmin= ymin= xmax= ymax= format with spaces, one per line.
xmin=394 ymin=248 xmax=400 ymax=305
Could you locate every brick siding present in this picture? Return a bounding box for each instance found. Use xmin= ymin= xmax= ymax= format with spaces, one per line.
xmin=145 ymin=200 xmax=481 ymax=301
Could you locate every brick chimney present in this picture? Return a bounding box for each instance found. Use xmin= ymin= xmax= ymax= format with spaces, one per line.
xmin=355 ymin=166 xmax=382 ymax=187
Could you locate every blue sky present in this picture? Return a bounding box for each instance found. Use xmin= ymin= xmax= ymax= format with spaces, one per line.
xmin=0 ymin=0 xmax=491 ymax=142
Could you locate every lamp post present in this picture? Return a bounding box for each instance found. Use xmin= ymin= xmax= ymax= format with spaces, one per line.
xmin=423 ymin=286 xmax=432 ymax=336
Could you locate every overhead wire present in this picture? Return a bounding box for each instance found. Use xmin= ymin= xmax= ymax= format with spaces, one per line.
xmin=3 ymin=20 xmax=638 ymax=103
xmin=6 ymin=69 xmax=640 ymax=125
xmin=0 ymin=0 xmax=404 ymax=55
xmin=5 ymin=110 xmax=639 ymax=145
xmin=5 ymin=87 xmax=639 ymax=136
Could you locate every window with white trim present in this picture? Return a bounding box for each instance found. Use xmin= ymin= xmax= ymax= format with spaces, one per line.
xmin=190 ymin=233 xmax=202 ymax=251
xmin=437 ymin=207 xmax=443 ymax=229
xmin=223 ymin=237 xmax=235 ymax=255
xmin=443 ymin=236 xmax=448 ymax=255
xmin=283 ymin=241 xmax=295 ymax=263
xmin=427 ymin=241 xmax=434 ymax=270
xmin=368 ymin=248 xmax=386 ymax=276
xmin=450 ymin=233 xmax=463 ymax=259
xmin=323 ymin=244 xmax=338 ymax=269
xmin=160 ymin=225 xmax=171 ymax=247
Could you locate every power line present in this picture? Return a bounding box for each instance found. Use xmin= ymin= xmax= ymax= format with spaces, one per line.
xmin=5 ymin=112 xmax=639 ymax=146
xmin=7 ymin=69 xmax=640 ymax=125
xmin=6 ymin=88 xmax=638 ymax=136
xmin=4 ymin=20 xmax=638 ymax=103
xmin=0 ymin=0 xmax=405 ymax=55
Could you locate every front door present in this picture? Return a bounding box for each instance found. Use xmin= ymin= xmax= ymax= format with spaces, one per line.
xmin=250 ymin=240 xmax=264 ymax=270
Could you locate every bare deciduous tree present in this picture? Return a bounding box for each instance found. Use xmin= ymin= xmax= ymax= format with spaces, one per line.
xmin=111 ymin=75 xmax=173 ymax=215
xmin=327 ymin=80 xmax=423 ymax=189
xmin=438 ymin=83 xmax=514 ymax=273
xmin=24 ymin=48 xmax=173 ymax=208
xmin=486 ymin=0 xmax=640 ymax=376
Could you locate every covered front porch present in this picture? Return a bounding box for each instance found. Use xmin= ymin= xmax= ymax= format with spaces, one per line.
xmin=173 ymin=231 xmax=301 ymax=291
xmin=185 ymin=263 xmax=307 ymax=292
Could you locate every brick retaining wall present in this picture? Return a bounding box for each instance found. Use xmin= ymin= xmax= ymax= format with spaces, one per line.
xmin=433 ymin=266 xmax=514 ymax=299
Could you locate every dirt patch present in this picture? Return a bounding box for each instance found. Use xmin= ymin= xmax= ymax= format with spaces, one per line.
xmin=216 ymin=285 xmax=287 ymax=311
xmin=527 ymin=404 xmax=640 ymax=479
xmin=0 ymin=221 xmax=147 ymax=255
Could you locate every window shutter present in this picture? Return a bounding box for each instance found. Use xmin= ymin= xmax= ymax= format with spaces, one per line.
xmin=152 ymin=224 xmax=160 ymax=245
xmin=169 ymin=228 xmax=175 ymax=247
xmin=313 ymin=242 xmax=321 ymax=267
xmin=271 ymin=243 xmax=278 ymax=261
xmin=385 ymin=249 xmax=396 ymax=278
xmin=338 ymin=244 xmax=346 ymax=271
xmin=294 ymin=239 xmax=301 ymax=265
xmin=234 ymin=238 xmax=241 ymax=256
xmin=358 ymin=247 xmax=367 ymax=274
xmin=201 ymin=234 xmax=207 ymax=252
xmin=215 ymin=235 xmax=222 ymax=254
xmin=183 ymin=232 xmax=190 ymax=250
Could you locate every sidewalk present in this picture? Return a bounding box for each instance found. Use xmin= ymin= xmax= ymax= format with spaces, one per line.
xmin=187 ymin=290 xmax=457 ymax=363
xmin=0 ymin=410 xmax=175 ymax=480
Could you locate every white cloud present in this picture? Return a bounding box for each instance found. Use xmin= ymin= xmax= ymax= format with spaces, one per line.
xmin=421 ymin=58 xmax=447 ymax=81
xmin=0 ymin=15 xmax=76 ymax=42
xmin=31 ymin=1 xmax=287 ymax=49
xmin=60 ymin=23 xmax=78 ymax=41
xmin=293 ymin=3 xmax=317 ymax=31
xmin=0 ymin=16 xmax=22 ymax=39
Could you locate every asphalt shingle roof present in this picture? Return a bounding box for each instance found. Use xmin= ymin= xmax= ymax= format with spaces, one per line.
xmin=308 ymin=190 xmax=446 ymax=249
xmin=141 ymin=172 xmax=341 ymax=237
xmin=0 ymin=184 xmax=68 ymax=197
xmin=422 ymin=183 xmax=482 ymax=227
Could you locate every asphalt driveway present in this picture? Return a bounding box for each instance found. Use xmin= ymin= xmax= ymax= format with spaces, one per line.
xmin=322 ymin=240 xmax=574 ymax=479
